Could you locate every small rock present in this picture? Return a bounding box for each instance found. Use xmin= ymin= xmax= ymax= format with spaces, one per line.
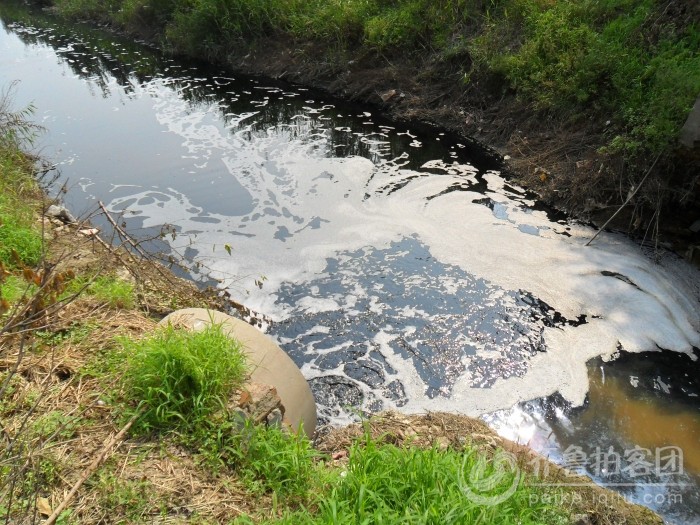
xmin=237 ymin=389 xmax=252 ymax=406
xmin=266 ymin=408 xmax=284 ymax=427
xmin=434 ymin=436 xmax=450 ymax=450
xmin=237 ymin=382 xmax=284 ymax=424
xmin=680 ymin=96 xmax=700 ymax=149
xmin=78 ymin=228 xmax=99 ymax=237
xmin=46 ymin=204 xmax=76 ymax=224
xmin=229 ymin=408 xmax=249 ymax=430
xmin=689 ymin=220 xmax=700 ymax=233
xmin=115 ymin=267 xmax=135 ymax=284
xmin=380 ymin=89 xmax=398 ymax=103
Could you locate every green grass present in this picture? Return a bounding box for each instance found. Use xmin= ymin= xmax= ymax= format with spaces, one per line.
xmin=66 ymin=274 xmax=135 ymax=308
xmin=193 ymin=418 xmax=318 ymax=500
xmin=0 ymin=213 xmax=42 ymax=269
xmin=0 ymin=154 xmax=43 ymax=269
xmin=188 ymin=419 xmax=572 ymax=523
xmin=253 ymin=433 xmax=569 ymax=525
xmin=121 ymin=322 xmax=248 ymax=432
xmin=110 ymin=323 xmax=317 ymax=502
xmin=0 ymin=274 xmax=38 ymax=309
xmin=0 ymin=85 xmax=43 ymax=270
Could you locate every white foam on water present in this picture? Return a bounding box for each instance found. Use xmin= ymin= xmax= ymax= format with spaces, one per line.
xmin=105 ymin=74 xmax=700 ymax=419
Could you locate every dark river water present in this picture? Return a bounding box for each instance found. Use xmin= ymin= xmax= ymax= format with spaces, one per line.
xmin=1 ymin=5 xmax=699 ymax=523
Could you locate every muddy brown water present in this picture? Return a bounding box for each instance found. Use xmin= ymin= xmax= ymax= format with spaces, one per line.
xmin=1 ymin=5 xmax=698 ymax=523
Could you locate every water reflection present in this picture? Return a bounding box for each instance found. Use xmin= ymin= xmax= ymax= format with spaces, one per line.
xmin=1 ymin=6 xmax=496 ymax=171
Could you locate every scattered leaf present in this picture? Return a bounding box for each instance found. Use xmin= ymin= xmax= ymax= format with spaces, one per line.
xmin=37 ymin=496 xmax=52 ymax=516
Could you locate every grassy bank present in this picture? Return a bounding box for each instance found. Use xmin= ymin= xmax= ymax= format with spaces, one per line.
xmin=0 ymin=89 xmax=664 ymax=523
xmin=42 ymin=0 xmax=700 ymax=244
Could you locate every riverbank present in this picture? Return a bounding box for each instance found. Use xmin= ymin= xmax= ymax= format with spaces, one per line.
xmin=42 ymin=0 xmax=700 ymax=257
xmin=0 ymin=92 xmax=666 ymax=523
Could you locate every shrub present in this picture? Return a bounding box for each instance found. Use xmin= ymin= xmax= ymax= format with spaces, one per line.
xmin=474 ymin=0 xmax=700 ymax=156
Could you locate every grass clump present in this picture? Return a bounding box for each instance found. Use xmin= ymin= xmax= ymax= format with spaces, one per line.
xmin=0 ymin=213 xmax=42 ymax=269
xmin=122 ymin=322 xmax=248 ymax=432
xmin=67 ymin=274 xmax=135 ymax=308
xmin=0 ymin=92 xmax=43 ymax=269
xmin=267 ymin=434 xmax=569 ymax=525
xmin=194 ymin=418 xmax=318 ymax=501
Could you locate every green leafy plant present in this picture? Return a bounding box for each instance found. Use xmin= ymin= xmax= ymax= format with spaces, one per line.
xmin=91 ymin=469 xmax=155 ymax=521
xmin=30 ymin=410 xmax=78 ymax=440
xmin=474 ymin=0 xmax=700 ymax=156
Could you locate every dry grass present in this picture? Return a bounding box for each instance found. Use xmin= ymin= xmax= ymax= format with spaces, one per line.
xmin=1 ymin=211 xmax=260 ymax=524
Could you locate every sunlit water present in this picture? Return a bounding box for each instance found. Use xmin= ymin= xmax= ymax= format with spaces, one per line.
xmin=2 ymin=7 xmax=698 ymax=522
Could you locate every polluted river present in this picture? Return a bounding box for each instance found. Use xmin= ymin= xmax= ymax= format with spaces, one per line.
xmin=1 ymin=7 xmax=698 ymax=523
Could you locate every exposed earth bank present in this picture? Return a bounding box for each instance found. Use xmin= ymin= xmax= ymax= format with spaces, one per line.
xmin=201 ymin=37 xmax=700 ymax=260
